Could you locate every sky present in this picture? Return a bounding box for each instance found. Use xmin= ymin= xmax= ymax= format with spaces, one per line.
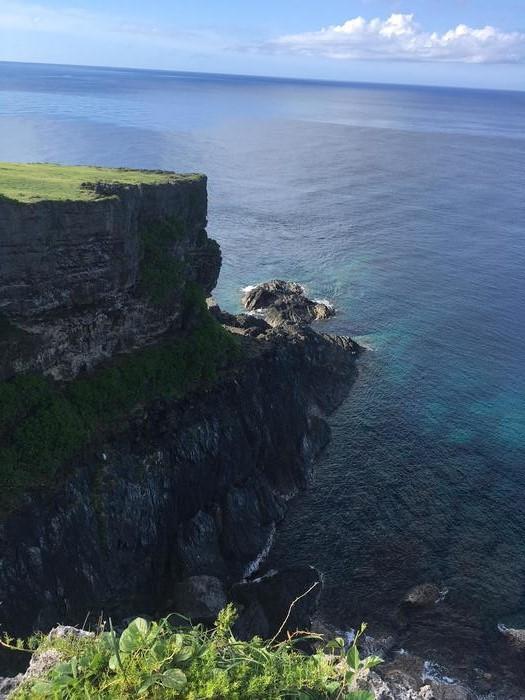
xmin=1 ymin=0 xmax=525 ymax=90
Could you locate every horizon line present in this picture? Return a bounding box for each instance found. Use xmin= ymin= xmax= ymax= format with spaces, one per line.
xmin=1 ymin=58 xmax=524 ymax=95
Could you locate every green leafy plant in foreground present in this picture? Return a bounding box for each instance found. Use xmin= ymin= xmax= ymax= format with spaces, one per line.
xmin=8 ymin=607 xmax=382 ymax=699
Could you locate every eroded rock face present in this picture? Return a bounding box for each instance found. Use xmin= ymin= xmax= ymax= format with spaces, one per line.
xmin=0 ymin=310 xmax=360 ymax=638
xmin=0 ymin=176 xmax=362 ymax=673
xmin=242 ymin=280 xmax=335 ymax=327
xmin=173 ymin=575 xmax=227 ymax=622
xmin=0 ymin=176 xmax=220 ymax=380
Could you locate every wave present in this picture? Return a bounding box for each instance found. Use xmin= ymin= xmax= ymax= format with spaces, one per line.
xmin=421 ymin=659 xmax=457 ymax=685
xmin=242 ymin=524 xmax=276 ymax=580
xmin=313 ymin=298 xmax=335 ymax=309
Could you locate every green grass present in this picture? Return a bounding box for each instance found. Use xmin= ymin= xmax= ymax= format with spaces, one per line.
xmin=7 ymin=607 xmax=380 ymax=699
xmin=0 ymin=299 xmax=240 ymax=513
xmin=0 ymin=163 xmax=201 ymax=203
xmin=139 ymin=218 xmax=185 ymax=306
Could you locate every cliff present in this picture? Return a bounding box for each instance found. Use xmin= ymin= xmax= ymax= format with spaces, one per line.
xmin=0 ymin=165 xmax=361 ymax=646
xmin=0 ymin=321 xmax=359 ymax=637
xmin=0 ymin=168 xmax=220 ymax=380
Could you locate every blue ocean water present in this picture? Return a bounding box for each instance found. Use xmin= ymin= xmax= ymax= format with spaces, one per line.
xmin=1 ymin=62 xmax=524 ymax=680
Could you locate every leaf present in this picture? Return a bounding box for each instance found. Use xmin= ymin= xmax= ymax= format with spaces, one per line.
xmin=347 ymin=644 xmax=360 ymax=672
xmin=120 ymin=617 xmax=150 ymax=653
xmin=108 ymin=654 xmax=119 ymax=672
xmin=98 ymin=631 xmax=115 ymax=651
xmin=149 ymin=639 xmax=169 ymax=664
xmin=324 ymin=680 xmax=341 ymax=693
xmin=160 ymin=668 xmax=187 ymax=690
xmin=363 ymin=655 xmax=383 ymax=669
xmin=173 ymin=645 xmax=194 ymax=663
xmin=134 ymin=617 xmax=150 ymax=636
xmin=30 ymin=680 xmax=54 ymax=696
xmin=138 ymin=677 xmax=158 ymax=695
xmin=71 ymin=655 xmax=79 ymax=679
xmin=171 ymin=633 xmax=184 ymax=655
xmin=325 ymin=638 xmax=345 ymax=652
xmin=51 ymin=661 xmax=74 ymax=677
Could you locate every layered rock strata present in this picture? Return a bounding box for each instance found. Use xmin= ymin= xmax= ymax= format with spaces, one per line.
xmin=0 ymin=176 xmax=219 ymax=380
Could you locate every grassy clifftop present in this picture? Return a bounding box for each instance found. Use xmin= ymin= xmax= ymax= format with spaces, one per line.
xmin=0 ymin=163 xmax=201 ymax=203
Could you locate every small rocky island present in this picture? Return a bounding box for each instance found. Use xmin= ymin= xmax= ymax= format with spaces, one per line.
xmin=242 ymin=279 xmax=335 ymax=327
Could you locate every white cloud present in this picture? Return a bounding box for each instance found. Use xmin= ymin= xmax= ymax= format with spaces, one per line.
xmin=265 ymin=13 xmax=525 ymax=64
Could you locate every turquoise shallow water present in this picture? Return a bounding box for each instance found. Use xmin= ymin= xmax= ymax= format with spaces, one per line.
xmin=1 ymin=62 xmax=524 ymax=682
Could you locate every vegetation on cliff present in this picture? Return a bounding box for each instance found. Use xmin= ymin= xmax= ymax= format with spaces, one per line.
xmin=139 ymin=217 xmax=186 ymax=306
xmin=0 ymin=163 xmax=200 ymax=203
xmin=0 ymin=166 xmax=230 ymax=511
xmin=7 ymin=606 xmax=380 ymax=699
xmin=0 ymin=299 xmax=239 ymax=512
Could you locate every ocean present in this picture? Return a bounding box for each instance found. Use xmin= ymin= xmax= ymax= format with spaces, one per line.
xmin=1 ymin=61 xmax=524 ymax=688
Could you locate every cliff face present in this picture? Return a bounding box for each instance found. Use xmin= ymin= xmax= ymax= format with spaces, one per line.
xmin=0 ymin=169 xmax=361 ymax=645
xmin=0 ymin=177 xmax=220 ymax=380
xmin=0 ymin=322 xmax=359 ymax=636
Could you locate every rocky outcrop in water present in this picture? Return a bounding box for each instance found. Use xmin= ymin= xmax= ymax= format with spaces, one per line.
xmin=0 ymin=175 xmax=219 ymax=380
xmin=497 ymin=624 xmax=525 ymax=651
xmin=402 ymin=584 xmax=443 ymax=608
xmin=242 ymin=279 xmax=335 ymax=327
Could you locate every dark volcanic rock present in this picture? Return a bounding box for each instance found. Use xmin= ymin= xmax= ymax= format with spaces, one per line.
xmin=402 ymin=584 xmax=443 ymax=608
xmin=231 ymin=566 xmax=321 ymax=641
xmin=173 ymin=575 xmax=227 ymax=622
xmin=0 ymin=175 xmax=220 ymax=380
xmin=0 ymin=175 xmax=362 ymax=667
xmin=0 ymin=319 xmax=360 ymax=639
xmin=497 ymin=624 xmax=525 ymax=651
xmin=207 ymin=298 xmax=270 ymax=337
xmin=242 ymin=280 xmax=335 ymax=327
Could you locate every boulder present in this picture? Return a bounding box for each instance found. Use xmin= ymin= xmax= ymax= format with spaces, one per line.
xmin=173 ymin=575 xmax=227 ymax=622
xmin=0 ymin=674 xmax=23 ymax=699
xmin=242 ymin=280 xmax=335 ymax=327
xmin=231 ymin=566 xmax=321 ymax=641
xmin=368 ymin=652 xmax=477 ymax=700
xmin=47 ymin=626 xmax=94 ymax=641
xmin=402 ymin=584 xmax=443 ymax=607
xmin=497 ymin=624 xmax=525 ymax=651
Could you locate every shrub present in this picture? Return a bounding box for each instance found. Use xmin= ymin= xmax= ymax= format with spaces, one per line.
xmin=8 ymin=607 xmax=381 ymax=699
xmin=0 ymin=310 xmax=239 ymax=512
xmin=138 ymin=218 xmax=186 ymax=306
